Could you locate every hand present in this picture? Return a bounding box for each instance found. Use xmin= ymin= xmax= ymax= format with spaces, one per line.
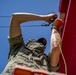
xmin=53 ymin=18 xmax=64 ymax=28
xmin=43 ymin=14 xmax=57 ymax=22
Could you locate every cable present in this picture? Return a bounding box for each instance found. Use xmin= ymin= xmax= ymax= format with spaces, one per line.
xmin=0 ymin=25 xmax=42 ymax=28
xmin=0 ymin=16 xmax=55 ymax=28
xmin=0 ymin=25 xmax=52 ymax=28
xmin=0 ymin=24 xmax=52 ymax=28
xmin=0 ymin=16 xmax=11 ymax=18
xmin=58 ymin=42 xmax=67 ymax=75
xmin=0 ymin=21 xmax=53 ymax=28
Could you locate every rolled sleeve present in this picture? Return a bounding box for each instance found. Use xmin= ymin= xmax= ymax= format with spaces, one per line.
xmin=8 ymin=34 xmax=24 ymax=46
xmin=8 ymin=34 xmax=24 ymax=60
xmin=49 ymin=62 xmax=60 ymax=72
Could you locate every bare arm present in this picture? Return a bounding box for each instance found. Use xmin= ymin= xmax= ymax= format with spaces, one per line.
xmin=49 ymin=19 xmax=63 ymax=67
xmin=9 ymin=12 xmax=57 ymax=38
xmin=49 ymin=29 xmax=62 ymax=67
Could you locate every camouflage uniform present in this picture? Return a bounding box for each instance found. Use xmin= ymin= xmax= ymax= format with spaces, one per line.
xmin=1 ymin=34 xmax=59 ymax=75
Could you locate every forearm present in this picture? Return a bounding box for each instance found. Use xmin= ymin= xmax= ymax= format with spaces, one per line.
xmin=12 ymin=12 xmax=47 ymax=24
xmin=49 ymin=29 xmax=61 ymax=67
xmin=49 ymin=47 xmax=61 ymax=67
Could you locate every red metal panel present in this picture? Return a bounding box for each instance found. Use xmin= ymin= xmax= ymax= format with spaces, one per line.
xmin=14 ymin=65 xmax=66 ymax=75
xmin=59 ymin=0 xmax=69 ymax=13
xmin=58 ymin=0 xmax=76 ymax=75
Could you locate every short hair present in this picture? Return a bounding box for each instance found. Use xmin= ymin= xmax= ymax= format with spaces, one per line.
xmin=37 ymin=38 xmax=47 ymax=46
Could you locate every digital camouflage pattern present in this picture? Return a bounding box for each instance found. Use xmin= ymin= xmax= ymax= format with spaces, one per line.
xmin=1 ymin=34 xmax=59 ymax=75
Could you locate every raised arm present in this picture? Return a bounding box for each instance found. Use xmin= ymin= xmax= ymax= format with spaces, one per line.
xmin=49 ymin=18 xmax=64 ymax=69
xmin=9 ymin=12 xmax=57 ymax=38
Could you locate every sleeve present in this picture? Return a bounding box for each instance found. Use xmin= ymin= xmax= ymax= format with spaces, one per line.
xmin=8 ymin=34 xmax=24 ymax=46
xmin=59 ymin=0 xmax=69 ymax=13
xmin=8 ymin=34 xmax=24 ymax=60
xmin=47 ymin=54 xmax=60 ymax=72
xmin=49 ymin=62 xmax=60 ymax=72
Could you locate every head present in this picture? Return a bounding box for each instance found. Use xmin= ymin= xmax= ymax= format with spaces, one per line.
xmin=37 ymin=38 xmax=47 ymax=46
xmin=37 ymin=38 xmax=47 ymax=53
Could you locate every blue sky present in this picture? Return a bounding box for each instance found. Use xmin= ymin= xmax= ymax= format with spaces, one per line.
xmin=0 ymin=0 xmax=60 ymax=73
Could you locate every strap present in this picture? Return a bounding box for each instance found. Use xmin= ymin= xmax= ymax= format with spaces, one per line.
xmin=51 ymin=25 xmax=59 ymax=31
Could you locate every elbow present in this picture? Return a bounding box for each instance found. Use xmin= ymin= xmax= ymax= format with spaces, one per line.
xmin=11 ymin=13 xmax=16 ymax=20
xmin=11 ymin=13 xmax=20 ymax=24
xmin=11 ymin=13 xmax=18 ymax=20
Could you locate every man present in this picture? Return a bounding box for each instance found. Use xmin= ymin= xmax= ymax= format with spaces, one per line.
xmin=1 ymin=12 xmax=63 ymax=75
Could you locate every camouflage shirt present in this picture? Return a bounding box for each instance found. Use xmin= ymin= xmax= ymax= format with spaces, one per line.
xmin=1 ymin=34 xmax=59 ymax=75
